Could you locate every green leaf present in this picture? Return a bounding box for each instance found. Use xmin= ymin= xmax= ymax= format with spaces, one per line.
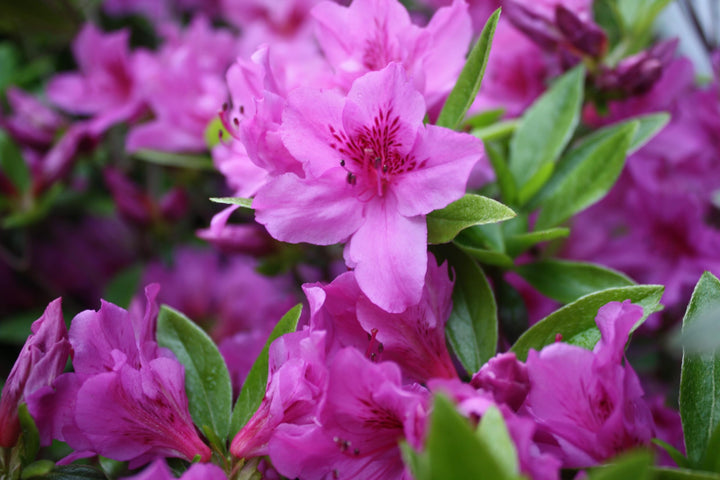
xmin=230 ymin=304 xmax=302 ymax=438
xmin=18 ymin=403 xmax=40 ymax=466
xmin=134 ymin=149 xmax=214 ymax=170
xmin=510 ymin=285 xmax=664 ymax=361
xmin=652 ymin=468 xmax=720 ymax=480
xmin=652 ymin=438 xmax=690 ymax=469
xmin=587 ymin=450 xmax=653 ymax=480
xmin=401 ymin=441 xmax=430 ymax=480
xmin=436 ymin=9 xmax=500 ymax=130
xmin=679 ymin=272 xmax=720 ymax=467
xmin=509 ymin=65 xmax=585 ymax=204
xmin=627 ymin=113 xmax=670 ymax=154
xmin=485 ymin=140 xmax=517 ymax=205
xmin=210 ymin=197 xmax=253 ymax=209
xmin=457 ymin=223 xmax=505 ymax=252
xmin=505 ymin=228 xmax=570 ymax=257
xmin=454 ymin=243 xmax=514 ymax=268
xmin=475 ymin=406 xmax=520 ymax=477
xmin=0 ymin=42 xmax=19 ymax=94
xmin=515 ymin=260 xmax=634 ymax=304
xmin=533 ymin=121 xmax=636 ymax=230
xmin=0 ymin=130 xmax=31 ymax=193
xmin=30 ymin=465 xmax=108 ymax=480
xmin=471 ymin=120 xmax=518 ymax=142
xmin=204 ymin=116 xmax=230 ymax=149
xmin=156 ymin=306 xmax=232 ymax=451
xmin=422 ymin=394 xmax=522 ymax=480
xmin=21 ymin=460 xmax=55 ymax=479
xmin=442 ymin=247 xmax=498 ymax=374
xmin=464 ymin=108 xmax=505 ymax=129
xmin=102 ymin=264 xmax=143 ymax=309
xmin=427 ymin=194 xmax=516 ymax=244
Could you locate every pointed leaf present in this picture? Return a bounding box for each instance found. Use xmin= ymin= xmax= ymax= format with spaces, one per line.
xmin=652 ymin=467 xmax=720 ymax=480
xmin=0 ymin=130 xmax=31 ymax=193
xmin=515 ymin=260 xmax=634 ymax=304
xmin=157 ymin=306 xmax=232 ymax=451
xmin=230 ymin=304 xmax=302 ymax=438
xmin=210 ymin=197 xmax=253 ymax=209
xmin=424 ymin=395 xmax=521 ymax=480
xmin=509 ymin=65 xmax=585 ymax=204
xmin=505 ymin=228 xmax=569 ymax=257
xmin=427 ymin=193 xmax=516 ymax=244
xmin=442 ymin=247 xmax=497 ymax=374
xmin=652 ymin=438 xmax=690 ymax=469
xmin=18 ymin=403 xmax=40 ymax=465
xmin=588 ymin=450 xmax=653 ymax=480
xmin=475 ymin=406 xmax=520 ymax=477
xmin=485 ymin=140 xmax=517 ymax=205
xmin=679 ymin=272 xmax=720 ymax=467
xmin=436 ymin=9 xmax=500 ymax=130
xmin=534 ymin=121 xmax=636 ymax=230
xmin=511 ymin=285 xmax=664 ymax=361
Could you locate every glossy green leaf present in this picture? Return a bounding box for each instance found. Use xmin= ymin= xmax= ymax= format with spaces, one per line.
xmin=533 ymin=121 xmax=636 ymax=230
xmin=475 ymin=406 xmax=520 ymax=477
xmin=627 ymin=113 xmax=670 ymax=154
xmin=511 ymin=285 xmax=664 ymax=361
xmin=456 ymin=223 xmax=505 ymax=252
xmin=436 ymin=9 xmax=500 ymax=130
xmin=509 ymin=65 xmax=584 ymax=204
xmin=427 ymin=194 xmax=516 ymax=244
xmin=465 ymin=108 xmax=505 ymax=129
xmin=423 ymin=395 xmax=522 ymax=480
xmin=134 ymin=149 xmax=214 ymax=170
xmin=588 ymin=450 xmax=653 ymax=480
xmin=471 ymin=120 xmax=518 ymax=142
xmin=30 ymin=465 xmax=108 ymax=480
xmin=18 ymin=403 xmax=40 ymax=466
xmin=442 ymin=247 xmax=498 ymax=374
xmin=0 ymin=42 xmax=19 ymax=94
xmin=210 ymin=197 xmax=253 ymax=209
xmin=505 ymin=228 xmax=569 ymax=257
xmin=485 ymin=140 xmax=517 ymax=205
xmin=21 ymin=459 xmax=56 ymax=479
xmin=516 ymin=260 xmax=634 ymax=304
xmin=0 ymin=131 xmax=31 ymax=193
xmin=652 ymin=438 xmax=690 ymax=469
xmin=679 ymin=272 xmax=720 ymax=467
xmin=652 ymin=467 xmax=720 ymax=480
xmin=230 ymin=304 xmax=302 ymax=438
xmin=157 ymin=306 xmax=232 ymax=451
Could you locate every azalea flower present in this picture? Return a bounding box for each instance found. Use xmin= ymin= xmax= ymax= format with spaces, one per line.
xmin=0 ymin=299 xmax=69 ymax=448
xmin=26 ymin=286 xmax=211 ymax=467
xmin=253 ymin=63 xmax=481 ymax=312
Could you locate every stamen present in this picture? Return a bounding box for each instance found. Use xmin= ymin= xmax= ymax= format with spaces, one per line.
xmin=347 ymin=172 xmax=357 ymax=185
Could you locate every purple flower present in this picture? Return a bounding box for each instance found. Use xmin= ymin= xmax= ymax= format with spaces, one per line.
xmin=254 ymin=63 xmax=481 ymax=312
xmin=524 ymin=301 xmax=655 ymax=467
xmin=269 ymin=347 xmax=428 ymax=480
xmin=471 ymin=352 xmax=529 ymax=412
xmin=27 ymin=286 xmax=211 ymax=467
xmin=230 ymin=329 xmax=328 ymax=459
xmin=304 ymin=253 xmax=458 ymax=383
xmin=311 ymin=0 xmax=472 ymax=111
xmin=47 ymin=24 xmax=144 ymax=134
xmin=0 ymin=299 xmax=69 ymax=448
xmin=121 ymin=458 xmax=226 ymax=480
xmin=126 ymin=17 xmax=237 ymax=153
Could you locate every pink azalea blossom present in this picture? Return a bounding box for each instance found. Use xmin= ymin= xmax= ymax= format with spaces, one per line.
xmin=304 ymin=253 xmax=458 ymax=383
xmin=269 ymin=347 xmax=428 ymax=480
xmin=230 ymin=329 xmax=328 ymax=458
xmin=311 ymin=0 xmax=472 ymax=111
xmin=121 ymin=458 xmax=226 ymax=480
xmin=127 ymin=17 xmax=237 ymax=153
xmin=254 ymin=63 xmax=481 ymax=312
xmin=26 ymin=286 xmax=211 ymax=467
xmin=47 ymin=24 xmax=144 ymax=134
xmin=524 ymin=301 xmax=655 ymax=467
xmin=0 ymin=299 xmax=69 ymax=448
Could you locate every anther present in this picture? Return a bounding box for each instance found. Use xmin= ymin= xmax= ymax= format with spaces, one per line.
xmin=353 ymin=448 xmax=360 ymax=456
xmin=347 ymin=172 xmax=357 ymax=185
xmin=555 ymin=333 xmax=563 ymax=342
xmin=382 ymin=164 xmax=388 ymax=173
xmin=239 ymin=105 xmax=245 ymax=114
xmin=222 ymin=102 xmax=228 ymax=111
xmin=233 ymin=117 xmax=239 ymax=126
xmin=340 ymin=159 xmax=346 ymax=167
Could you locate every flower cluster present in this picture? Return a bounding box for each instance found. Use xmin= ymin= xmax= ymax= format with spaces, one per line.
xmin=1 ymin=0 xmax=719 ymax=479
